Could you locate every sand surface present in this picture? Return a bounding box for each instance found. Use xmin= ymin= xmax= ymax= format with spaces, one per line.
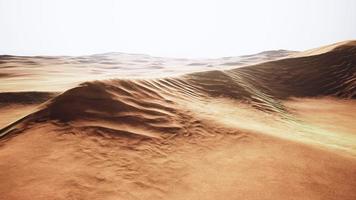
xmin=0 ymin=41 xmax=355 ymax=200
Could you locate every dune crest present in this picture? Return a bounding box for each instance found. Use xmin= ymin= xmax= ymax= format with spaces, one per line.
xmin=1 ymin=41 xmax=356 ymax=144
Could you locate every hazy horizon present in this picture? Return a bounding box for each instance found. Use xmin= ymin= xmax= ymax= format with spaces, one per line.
xmin=0 ymin=0 xmax=355 ymax=58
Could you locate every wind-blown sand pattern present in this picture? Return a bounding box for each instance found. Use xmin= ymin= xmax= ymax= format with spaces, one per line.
xmin=0 ymin=41 xmax=355 ymax=200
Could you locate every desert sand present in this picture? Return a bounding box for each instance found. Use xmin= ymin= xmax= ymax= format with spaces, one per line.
xmin=0 ymin=41 xmax=355 ymax=200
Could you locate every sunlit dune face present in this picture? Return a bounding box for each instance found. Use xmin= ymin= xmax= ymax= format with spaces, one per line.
xmin=181 ymin=96 xmax=356 ymax=155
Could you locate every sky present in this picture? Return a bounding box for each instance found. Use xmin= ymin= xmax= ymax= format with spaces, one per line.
xmin=0 ymin=0 xmax=355 ymax=58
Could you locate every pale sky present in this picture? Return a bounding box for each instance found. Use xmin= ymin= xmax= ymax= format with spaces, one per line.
xmin=0 ymin=0 xmax=355 ymax=58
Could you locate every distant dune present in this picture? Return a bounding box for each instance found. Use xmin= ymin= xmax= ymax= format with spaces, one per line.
xmin=0 ymin=41 xmax=355 ymax=200
xmin=0 ymin=50 xmax=294 ymax=92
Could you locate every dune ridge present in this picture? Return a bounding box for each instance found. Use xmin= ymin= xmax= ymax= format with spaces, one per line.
xmin=1 ymin=41 xmax=356 ymax=139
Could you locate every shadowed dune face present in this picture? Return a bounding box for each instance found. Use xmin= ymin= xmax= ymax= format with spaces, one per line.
xmin=233 ymin=44 xmax=356 ymax=99
xmin=0 ymin=41 xmax=356 ymax=200
xmin=44 ymin=81 xmax=183 ymax=138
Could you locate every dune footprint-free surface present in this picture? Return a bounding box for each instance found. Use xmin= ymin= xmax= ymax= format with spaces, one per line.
xmin=0 ymin=41 xmax=356 ymax=200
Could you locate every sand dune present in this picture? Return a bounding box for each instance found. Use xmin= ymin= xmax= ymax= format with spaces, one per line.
xmin=0 ymin=41 xmax=356 ymax=199
xmin=290 ymin=40 xmax=356 ymax=58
